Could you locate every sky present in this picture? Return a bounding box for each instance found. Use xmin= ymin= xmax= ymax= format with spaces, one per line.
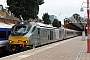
xmin=0 ymin=0 xmax=87 ymax=24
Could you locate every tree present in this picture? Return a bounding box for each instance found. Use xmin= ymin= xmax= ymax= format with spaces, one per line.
xmin=59 ymin=21 xmax=61 ymax=27
xmin=52 ymin=19 xmax=60 ymax=28
xmin=7 ymin=0 xmax=44 ymax=20
xmin=42 ymin=13 xmax=51 ymax=24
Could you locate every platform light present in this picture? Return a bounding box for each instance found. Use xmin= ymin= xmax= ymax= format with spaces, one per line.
xmin=80 ymin=7 xmax=84 ymax=12
xmin=80 ymin=0 xmax=90 ymax=53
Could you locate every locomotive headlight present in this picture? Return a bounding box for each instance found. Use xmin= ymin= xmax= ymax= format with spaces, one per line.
xmin=9 ymin=40 xmax=12 ymax=43
xmin=24 ymin=40 xmax=28 ymax=43
xmin=25 ymin=41 xmax=28 ymax=43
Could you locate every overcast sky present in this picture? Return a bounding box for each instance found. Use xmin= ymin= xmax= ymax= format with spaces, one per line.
xmin=0 ymin=0 xmax=87 ymax=24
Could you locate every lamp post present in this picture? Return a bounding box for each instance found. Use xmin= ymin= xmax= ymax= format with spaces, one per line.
xmin=87 ymin=0 xmax=90 ymax=53
xmin=80 ymin=0 xmax=90 ymax=53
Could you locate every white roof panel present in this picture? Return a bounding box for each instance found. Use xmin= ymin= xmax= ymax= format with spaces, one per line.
xmin=0 ymin=22 xmax=14 ymax=28
xmin=36 ymin=22 xmax=46 ymax=27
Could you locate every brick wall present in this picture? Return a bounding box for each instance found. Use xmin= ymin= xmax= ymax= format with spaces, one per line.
xmin=0 ymin=18 xmax=17 ymax=24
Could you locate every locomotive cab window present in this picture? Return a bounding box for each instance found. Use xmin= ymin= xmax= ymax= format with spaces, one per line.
xmin=14 ymin=25 xmax=28 ymax=33
xmin=31 ymin=26 xmax=36 ymax=33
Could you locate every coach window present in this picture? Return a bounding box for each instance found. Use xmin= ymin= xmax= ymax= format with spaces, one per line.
xmin=8 ymin=31 xmax=11 ymax=36
xmin=0 ymin=31 xmax=6 ymax=38
xmin=38 ymin=28 xmax=40 ymax=34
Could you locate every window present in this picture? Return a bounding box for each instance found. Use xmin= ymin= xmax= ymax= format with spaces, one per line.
xmin=31 ymin=26 xmax=36 ymax=33
xmin=0 ymin=6 xmax=2 ymax=10
xmin=38 ymin=28 xmax=40 ymax=34
xmin=0 ymin=31 xmax=6 ymax=38
xmin=8 ymin=31 xmax=11 ymax=36
xmin=14 ymin=25 xmax=28 ymax=33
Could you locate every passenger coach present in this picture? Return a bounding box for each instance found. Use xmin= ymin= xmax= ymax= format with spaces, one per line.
xmin=0 ymin=22 xmax=13 ymax=54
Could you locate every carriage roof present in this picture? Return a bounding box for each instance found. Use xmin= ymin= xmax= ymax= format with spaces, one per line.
xmin=0 ymin=22 xmax=14 ymax=28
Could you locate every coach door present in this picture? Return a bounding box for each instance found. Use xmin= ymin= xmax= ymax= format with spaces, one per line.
xmin=37 ymin=28 xmax=41 ymax=45
xmin=50 ymin=30 xmax=53 ymax=40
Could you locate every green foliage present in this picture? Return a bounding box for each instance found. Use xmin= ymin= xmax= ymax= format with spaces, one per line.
xmin=42 ymin=13 xmax=51 ymax=24
xmin=7 ymin=0 xmax=44 ymax=20
xmin=36 ymin=0 xmax=44 ymax=5
xmin=52 ymin=19 xmax=61 ymax=28
xmin=59 ymin=21 xmax=61 ymax=27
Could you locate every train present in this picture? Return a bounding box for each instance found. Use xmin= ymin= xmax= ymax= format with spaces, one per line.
xmin=5 ymin=20 xmax=81 ymax=52
xmin=0 ymin=22 xmax=14 ymax=54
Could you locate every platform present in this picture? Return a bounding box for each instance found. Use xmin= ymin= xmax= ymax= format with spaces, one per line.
xmin=0 ymin=36 xmax=90 ymax=60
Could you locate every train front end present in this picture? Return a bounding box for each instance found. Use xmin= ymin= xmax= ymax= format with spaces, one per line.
xmin=6 ymin=21 xmax=31 ymax=52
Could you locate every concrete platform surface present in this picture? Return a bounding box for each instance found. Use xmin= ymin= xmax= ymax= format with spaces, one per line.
xmin=0 ymin=36 xmax=89 ymax=60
